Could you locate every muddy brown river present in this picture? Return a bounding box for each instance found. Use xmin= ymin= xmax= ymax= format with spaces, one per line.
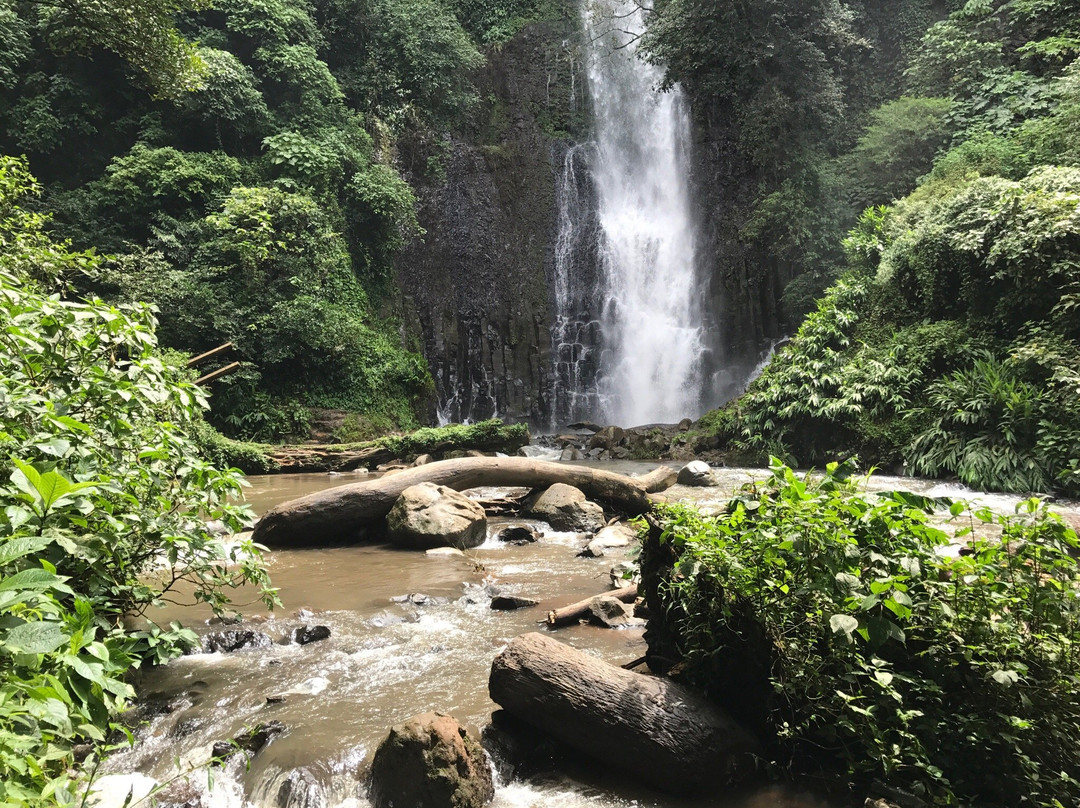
xmin=89 ymin=460 xmax=1080 ymax=808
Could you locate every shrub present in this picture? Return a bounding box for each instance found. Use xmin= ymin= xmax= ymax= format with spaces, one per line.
xmin=650 ymin=459 xmax=1080 ymax=806
xmin=0 ymin=156 xmax=275 ymax=805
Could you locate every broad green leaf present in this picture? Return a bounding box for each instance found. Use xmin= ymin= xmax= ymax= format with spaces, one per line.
xmin=2 ymin=621 xmax=68 ymax=654
xmin=992 ymin=669 xmax=1019 ymax=686
xmin=0 ymin=536 xmax=49 ymax=567
xmin=0 ymin=567 xmax=66 ymax=593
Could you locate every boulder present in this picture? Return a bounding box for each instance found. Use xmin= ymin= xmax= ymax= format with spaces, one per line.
xmin=588 ymin=596 xmax=645 ymax=628
xmin=414 ymin=454 xmax=434 ymax=466
xmin=559 ymin=447 xmax=584 ymax=461
xmin=588 ymin=425 xmax=626 ymax=451
xmin=525 ymin=484 xmax=605 ymax=533
xmin=579 ymin=541 xmax=606 ymax=558
xmin=387 ymin=483 xmax=488 ymax=550
xmin=202 ymin=629 xmax=272 ymax=654
xmin=368 ymin=712 xmax=494 ymax=808
xmin=426 ymin=547 xmax=466 ymax=557
xmin=580 ymin=523 xmax=635 ymax=558
xmin=591 ymin=523 xmax=635 ymax=548
xmin=494 ymin=525 xmax=539 ymax=544
xmin=677 ymin=461 xmax=718 ymax=487
xmin=290 ymin=625 xmax=331 ymax=645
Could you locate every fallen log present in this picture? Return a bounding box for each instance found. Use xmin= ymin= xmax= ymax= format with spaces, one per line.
xmin=636 ymin=465 xmax=677 ymax=493
xmin=546 ymin=584 xmax=638 ymax=628
xmin=252 ymin=457 xmax=677 ymax=548
xmin=488 ymin=633 xmax=759 ymax=795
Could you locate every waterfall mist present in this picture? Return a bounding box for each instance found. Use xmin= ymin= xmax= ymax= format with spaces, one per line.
xmin=551 ymin=0 xmax=709 ymax=427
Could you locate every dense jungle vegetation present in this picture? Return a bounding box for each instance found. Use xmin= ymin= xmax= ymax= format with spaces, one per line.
xmin=672 ymin=0 xmax=1080 ymax=496
xmin=649 ymin=462 xmax=1080 ymax=807
xmin=0 ymin=1 xmax=553 ymax=803
xmin=0 ymin=0 xmax=559 ymax=444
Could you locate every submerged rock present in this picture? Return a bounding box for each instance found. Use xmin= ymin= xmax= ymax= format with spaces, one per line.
xmin=368 ymin=712 xmax=494 ymax=808
xmin=525 ymin=483 xmax=605 ymax=533
xmin=426 ymin=546 xmax=466 ymax=557
xmin=202 ymin=629 xmax=272 ymax=654
xmin=494 ymin=525 xmax=539 ymax=544
xmin=290 ymin=625 xmax=331 ymax=645
xmin=387 ymin=482 xmax=488 ymax=550
xmin=211 ymin=721 xmax=287 ymax=764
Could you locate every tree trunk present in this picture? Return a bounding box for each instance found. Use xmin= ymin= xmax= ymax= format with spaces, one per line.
xmin=252 ymin=457 xmax=677 ymax=548
xmin=488 ymin=632 xmax=759 ymax=796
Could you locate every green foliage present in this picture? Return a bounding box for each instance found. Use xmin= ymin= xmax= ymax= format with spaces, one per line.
xmin=909 ymin=335 xmax=1080 ymax=495
xmin=94 ymin=144 xmax=247 ymax=242
xmin=732 ymin=278 xmax=921 ymax=465
xmin=642 ymin=0 xmax=855 ymax=176
xmin=179 ymin=47 xmax=271 ymax=148
xmin=652 ymin=460 xmax=1080 ymax=806
xmin=376 ymin=419 xmax=529 ymax=457
xmin=881 ymin=166 xmax=1080 ymax=330
xmin=318 ymin=0 xmax=483 ymax=128
xmin=0 ymin=156 xmax=274 ymax=805
xmin=843 ymin=96 xmax=953 ymax=208
xmin=724 ymin=162 xmax=1080 ymax=493
xmin=190 ymin=420 xmax=278 ymax=473
xmin=448 ymin=0 xmax=560 ymax=44
xmin=12 ymin=0 xmax=212 ymax=99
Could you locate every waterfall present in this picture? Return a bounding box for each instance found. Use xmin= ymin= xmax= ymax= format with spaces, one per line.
xmin=551 ymin=0 xmax=708 ymax=427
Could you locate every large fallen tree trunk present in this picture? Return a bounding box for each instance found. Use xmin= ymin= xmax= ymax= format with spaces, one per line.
xmin=488 ymin=633 xmax=759 ymax=795
xmin=252 ymin=457 xmax=677 ymax=548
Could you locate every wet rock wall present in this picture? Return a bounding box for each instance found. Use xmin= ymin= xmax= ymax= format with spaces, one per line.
xmin=396 ymin=15 xmax=587 ymax=426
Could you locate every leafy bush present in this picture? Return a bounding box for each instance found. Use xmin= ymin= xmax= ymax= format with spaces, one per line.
xmin=733 ymin=278 xmax=918 ymax=465
xmin=0 ymin=156 xmax=275 ymax=805
xmin=842 ymin=96 xmax=953 ymax=208
xmin=650 ymin=459 xmax=1080 ymax=806
xmin=909 ymin=336 xmax=1080 ymax=496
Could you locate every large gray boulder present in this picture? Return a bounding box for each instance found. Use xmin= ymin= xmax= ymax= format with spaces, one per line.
xmin=588 ymin=425 xmax=626 ymax=451
xmin=368 ymin=712 xmax=494 ymax=808
xmin=525 ymin=483 xmax=605 ymax=533
xmin=386 ymin=483 xmax=487 ymax=549
xmin=677 ymin=461 xmax=718 ymax=487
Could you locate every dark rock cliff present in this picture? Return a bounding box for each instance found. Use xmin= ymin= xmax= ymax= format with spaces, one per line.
xmin=396 ymin=15 xmax=587 ymax=426
xmin=691 ymin=107 xmax=788 ymax=403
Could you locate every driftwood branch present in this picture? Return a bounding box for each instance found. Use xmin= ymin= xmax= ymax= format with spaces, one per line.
xmin=488 ymin=633 xmax=759 ymax=795
xmin=252 ymin=457 xmax=677 ymax=548
xmin=546 ymin=584 xmax=638 ymax=628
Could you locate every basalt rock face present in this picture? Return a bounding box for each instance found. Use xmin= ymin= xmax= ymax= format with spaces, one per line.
xmin=396 ymin=14 xmax=588 ymax=426
xmin=688 ymin=105 xmax=789 ymax=403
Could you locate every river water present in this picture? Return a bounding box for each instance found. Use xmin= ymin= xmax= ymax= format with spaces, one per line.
xmin=90 ymin=463 xmax=1080 ymax=808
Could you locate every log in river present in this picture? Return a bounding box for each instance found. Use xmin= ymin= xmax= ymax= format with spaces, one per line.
xmin=489 ymin=632 xmax=760 ymax=795
xmin=252 ymin=457 xmax=677 ymax=548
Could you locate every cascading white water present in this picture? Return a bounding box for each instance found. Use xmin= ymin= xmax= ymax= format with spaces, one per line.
xmin=583 ymin=0 xmax=707 ymax=426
